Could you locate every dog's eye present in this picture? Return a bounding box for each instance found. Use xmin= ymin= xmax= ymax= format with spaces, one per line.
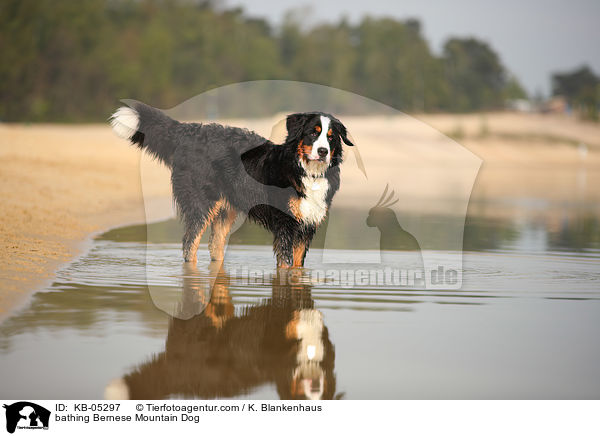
xmin=311 ymin=131 xmax=319 ymax=137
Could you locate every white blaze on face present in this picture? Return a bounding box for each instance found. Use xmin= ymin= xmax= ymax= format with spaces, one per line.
xmin=308 ymin=116 xmax=331 ymax=163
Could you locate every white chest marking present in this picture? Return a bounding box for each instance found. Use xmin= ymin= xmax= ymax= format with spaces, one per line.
xmin=299 ymin=176 xmax=329 ymax=225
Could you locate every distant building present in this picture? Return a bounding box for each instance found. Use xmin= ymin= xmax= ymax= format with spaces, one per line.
xmin=541 ymin=95 xmax=568 ymax=114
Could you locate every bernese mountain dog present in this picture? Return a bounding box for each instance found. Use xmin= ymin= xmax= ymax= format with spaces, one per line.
xmin=110 ymin=101 xmax=354 ymax=267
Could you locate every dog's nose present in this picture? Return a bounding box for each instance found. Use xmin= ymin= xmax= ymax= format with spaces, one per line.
xmin=317 ymin=147 xmax=328 ymax=158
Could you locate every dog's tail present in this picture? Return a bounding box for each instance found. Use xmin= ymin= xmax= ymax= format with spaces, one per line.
xmin=110 ymin=100 xmax=179 ymax=167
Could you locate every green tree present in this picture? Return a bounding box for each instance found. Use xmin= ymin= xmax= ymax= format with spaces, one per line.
xmin=503 ymin=75 xmax=528 ymax=101
xmin=353 ymin=17 xmax=445 ymax=111
xmin=443 ymin=37 xmax=506 ymax=111
xmin=0 ymin=0 xmax=525 ymax=121
xmin=552 ymin=65 xmax=599 ymax=120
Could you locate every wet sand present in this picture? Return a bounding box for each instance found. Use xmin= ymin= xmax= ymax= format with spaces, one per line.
xmin=1 ymin=112 xmax=599 ymax=317
xmin=0 ymin=124 xmax=171 ymax=317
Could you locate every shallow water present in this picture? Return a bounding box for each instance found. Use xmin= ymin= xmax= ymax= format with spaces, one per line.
xmin=1 ymin=204 xmax=599 ymax=399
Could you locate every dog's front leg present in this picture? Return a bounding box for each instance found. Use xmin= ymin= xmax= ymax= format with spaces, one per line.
xmin=292 ymin=241 xmax=308 ymax=267
xmin=275 ymin=236 xmax=309 ymax=268
xmin=273 ymin=232 xmax=293 ymax=268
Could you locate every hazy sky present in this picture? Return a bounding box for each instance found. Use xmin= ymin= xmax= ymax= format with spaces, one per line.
xmin=226 ymin=0 xmax=600 ymax=96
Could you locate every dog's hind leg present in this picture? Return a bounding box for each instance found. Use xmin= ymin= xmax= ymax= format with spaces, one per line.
xmin=208 ymin=206 xmax=238 ymax=261
xmin=182 ymin=218 xmax=208 ymax=263
xmin=182 ymin=200 xmax=225 ymax=263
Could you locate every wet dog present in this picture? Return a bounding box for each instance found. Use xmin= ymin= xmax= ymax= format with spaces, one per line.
xmin=110 ymin=102 xmax=354 ymax=267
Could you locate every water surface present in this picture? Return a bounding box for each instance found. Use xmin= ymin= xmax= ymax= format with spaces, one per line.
xmin=1 ymin=204 xmax=599 ymax=399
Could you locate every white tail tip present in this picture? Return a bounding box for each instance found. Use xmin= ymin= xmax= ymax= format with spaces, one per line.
xmin=110 ymin=106 xmax=139 ymax=139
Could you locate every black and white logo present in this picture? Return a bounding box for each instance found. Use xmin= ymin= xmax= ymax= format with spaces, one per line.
xmin=3 ymin=402 xmax=50 ymax=434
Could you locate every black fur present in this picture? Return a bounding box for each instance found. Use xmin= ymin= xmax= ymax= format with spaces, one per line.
xmin=113 ymin=101 xmax=354 ymax=267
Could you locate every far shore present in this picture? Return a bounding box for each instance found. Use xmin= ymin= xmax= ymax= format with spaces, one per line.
xmin=1 ymin=111 xmax=599 ymax=318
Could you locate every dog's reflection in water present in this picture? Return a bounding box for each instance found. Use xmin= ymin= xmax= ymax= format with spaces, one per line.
xmin=105 ymin=263 xmax=337 ymax=400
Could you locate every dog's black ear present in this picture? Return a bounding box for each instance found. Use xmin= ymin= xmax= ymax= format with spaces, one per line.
xmin=331 ymin=118 xmax=355 ymax=146
xmin=285 ymin=113 xmax=310 ymax=144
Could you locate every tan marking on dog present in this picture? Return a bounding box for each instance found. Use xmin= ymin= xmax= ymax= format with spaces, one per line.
xmin=297 ymin=139 xmax=313 ymax=163
xmin=203 ymin=304 xmax=233 ymax=329
xmin=286 ymin=312 xmax=300 ymax=339
xmin=288 ymin=196 xmax=303 ymax=221
xmin=204 ymin=278 xmax=234 ymax=329
xmin=187 ymin=199 xmax=227 ymax=263
xmin=292 ymin=242 xmax=307 ymax=267
xmin=209 ymin=207 xmax=237 ymax=261
xmin=278 ymin=261 xmax=291 ymax=268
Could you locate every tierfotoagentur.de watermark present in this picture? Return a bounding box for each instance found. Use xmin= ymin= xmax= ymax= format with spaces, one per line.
xmin=228 ymin=265 xmax=460 ymax=288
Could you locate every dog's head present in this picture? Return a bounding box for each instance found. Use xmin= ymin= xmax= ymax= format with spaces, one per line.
xmin=285 ymin=112 xmax=354 ymax=177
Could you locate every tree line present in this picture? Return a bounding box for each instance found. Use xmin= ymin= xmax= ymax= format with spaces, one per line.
xmin=552 ymin=66 xmax=599 ymax=121
xmin=1 ymin=0 xmax=528 ymax=122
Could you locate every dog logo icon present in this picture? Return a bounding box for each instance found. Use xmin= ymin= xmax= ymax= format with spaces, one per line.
xmin=3 ymin=402 xmax=50 ymax=434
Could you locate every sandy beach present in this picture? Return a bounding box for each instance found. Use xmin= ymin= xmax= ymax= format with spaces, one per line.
xmin=1 ymin=112 xmax=599 ymax=317
xmin=0 ymin=124 xmax=171 ymax=317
